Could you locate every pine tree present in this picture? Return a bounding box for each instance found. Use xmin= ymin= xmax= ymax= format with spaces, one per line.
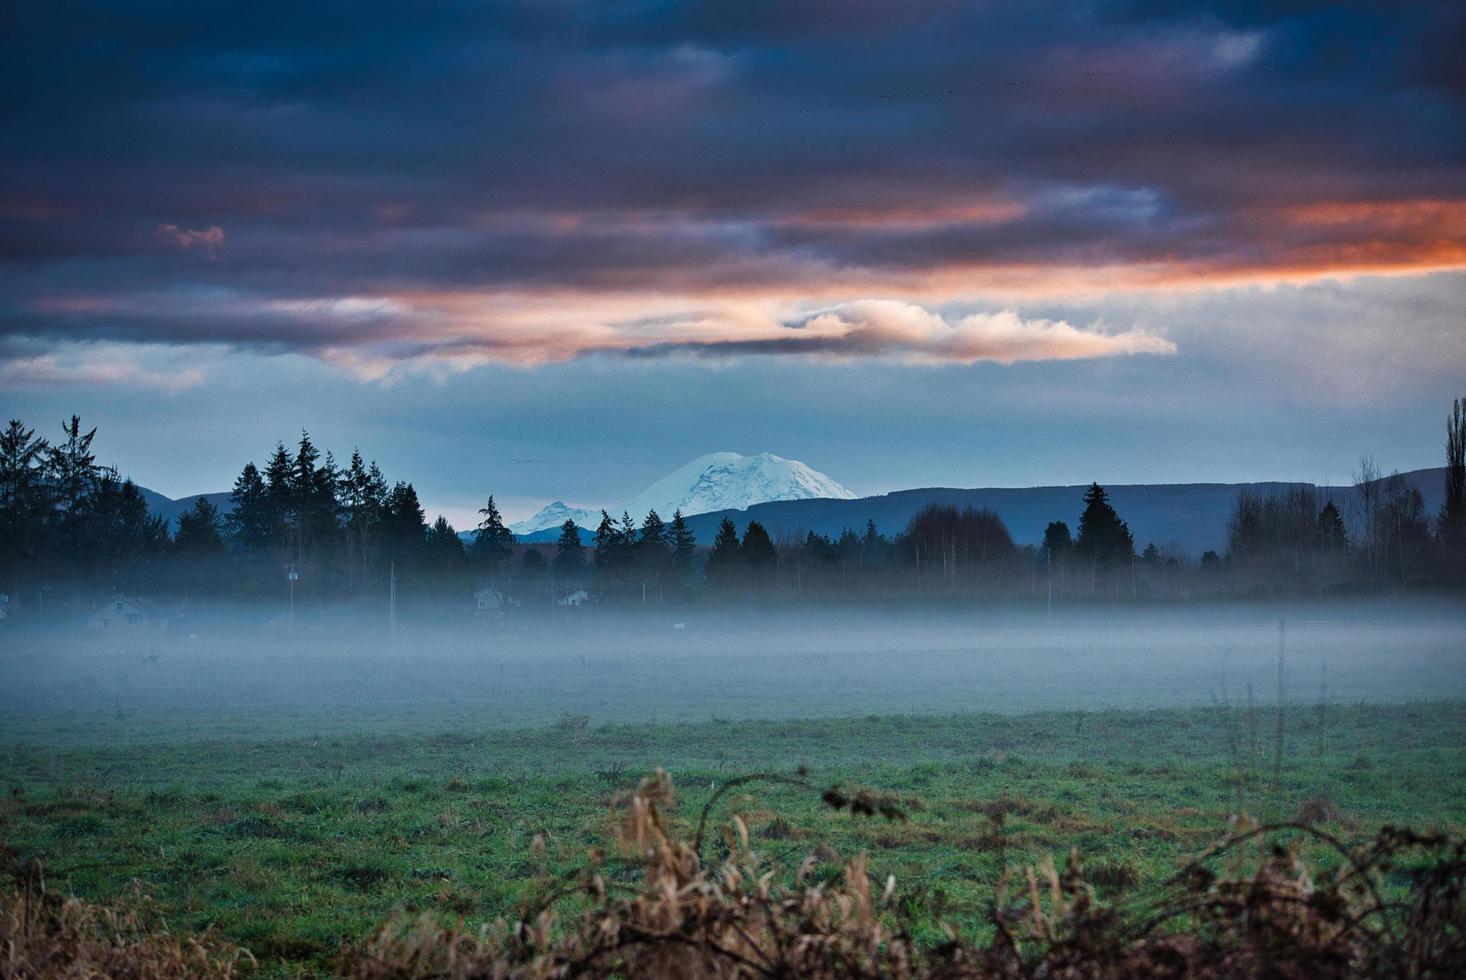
xmin=553 ymin=518 xmax=585 ymax=580
xmin=473 ymin=495 xmax=515 ymax=576
xmin=639 ymin=510 xmax=667 ymax=550
xmin=635 ymin=510 xmax=670 ymax=601
xmin=340 ymin=450 xmax=384 ymax=585
xmin=594 ymin=509 xmax=618 ymax=560
xmin=82 ymin=471 xmax=168 ymax=585
xmin=861 ymin=519 xmax=884 ymax=566
xmin=426 ymin=515 xmax=468 ymax=580
xmin=0 ymin=420 xmax=50 ymax=597
xmin=383 ymin=482 xmax=427 ymax=568
xmin=262 ymin=442 xmax=296 ymax=556
xmin=175 ymin=498 xmax=225 ymax=554
xmin=741 ymin=521 xmax=778 ymax=586
xmin=593 ymin=510 xmax=628 ymax=593
xmin=705 ymin=517 xmax=742 ymax=591
xmin=227 ymin=462 xmax=271 ymax=551
xmin=1074 ymin=483 xmax=1134 ymax=577
xmin=291 ymin=432 xmax=339 ymax=557
xmin=669 ymin=510 xmax=697 ymax=581
xmin=44 ymin=415 xmax=99 ymax=564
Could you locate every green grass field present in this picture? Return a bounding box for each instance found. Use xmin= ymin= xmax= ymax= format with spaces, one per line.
xmin=4 ymin=698 xmax=1462 ymax=976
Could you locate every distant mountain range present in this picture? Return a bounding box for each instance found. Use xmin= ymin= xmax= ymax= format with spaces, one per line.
xmin=514 ymin=468 xmax=1447 ymax=557
xmin=138 ymin=464 xmax=1447 ymax=559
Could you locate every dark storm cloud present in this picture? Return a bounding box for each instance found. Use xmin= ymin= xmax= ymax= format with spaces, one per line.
xmin=0 ymin=0 xmax=1462 ymax=371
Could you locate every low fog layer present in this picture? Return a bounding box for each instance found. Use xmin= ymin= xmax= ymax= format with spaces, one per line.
xmin=3 ymin=599 xmax=1462 ymax=744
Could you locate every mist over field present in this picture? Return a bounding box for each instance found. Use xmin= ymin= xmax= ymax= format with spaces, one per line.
xmin=5 ymin=600 xmax=1462 ymax=740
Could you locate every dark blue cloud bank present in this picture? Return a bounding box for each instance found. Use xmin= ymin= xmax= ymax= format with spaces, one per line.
xmin=1 ymin=1 xmax=1462 ymax=512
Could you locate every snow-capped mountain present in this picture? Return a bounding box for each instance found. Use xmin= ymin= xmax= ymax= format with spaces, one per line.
xmin=620 ymin=452 xmax=855 ymax=522
xmin=509 ymin=501 xmax=603 ymax=536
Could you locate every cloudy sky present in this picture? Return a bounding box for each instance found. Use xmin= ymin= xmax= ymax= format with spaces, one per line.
xmin=3 ymin=1 xmax=1463 ymax=527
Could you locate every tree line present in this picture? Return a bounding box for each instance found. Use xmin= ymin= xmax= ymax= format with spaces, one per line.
xmin=2 ymin=397 xmax=1462 ymax=619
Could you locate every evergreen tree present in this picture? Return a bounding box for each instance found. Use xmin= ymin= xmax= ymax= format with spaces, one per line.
xmin=635 ymin=510 xmax=670 ymax=601
xmin=44 ymin=415 xmax=99 ymax=564
xmin=592 ymin=510 xmax=630 ymax=593
xmin=292 ymin=431 xmax=319 ymax=500
xmin=174 ymin=498 xmax=225 ymax=554
xmin=594 ymin=509 xmax=618 ymax=564
xmin=741 ymin=521 xmax=777 ymax=583
xmin=382 ymin=482 xmax=427 ymax=568
xmin=473 ymin=495 xmax=515 ymax=575
xmin=227 ymin=462 xmax=271 ymax=551
xmin=553 ymin=518 xmax=585 ymax=581
xmin=669 ymin=510 xmax=697 ymax=582
xmin=639 ymin=510 xmax=667 ymax=551
xmin=339 ymin=450 xmax=385 ymax=586
xmin=861 ymin=519 xmax=886 ymax=566
xmin=705 ymin=517 xmax=742 ymax=591
xmin=0 ymin=420 xmax=50 ymax=597
xmin=1074 ymin=483 xmax=1134 ymax=576
xmin=262 ymin=442 xmax=296 ymax=556
xmin=1041 ymin=521 xmax=1072 ymax=562
xmin=82 ymin=471 xmax=169 ymax=586
xmin=290 ymin=432 xmax=339 ymax=557
xmin=425 ymin=515 xmax=469 ymax=581
xmin=1141 ymin=542 xmax=1160 ymax=565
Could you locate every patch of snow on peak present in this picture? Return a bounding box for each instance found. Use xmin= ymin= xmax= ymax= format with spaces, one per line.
xmin=509 ymin=501 xmax=602 ymax=536
xmin=621 ymin=452 xmax=855 ymax=520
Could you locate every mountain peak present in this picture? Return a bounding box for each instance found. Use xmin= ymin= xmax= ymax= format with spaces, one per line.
xmin=507 ymin=452 xmax=855 ymax=537
xmin=508 ymin=501 xmax=601 ymax=536
xmin=622 ymin=451 xmax=854 ymax=521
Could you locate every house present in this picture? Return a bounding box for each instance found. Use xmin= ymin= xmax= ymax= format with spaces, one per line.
xmin=556 ymin=588 xmax=590 ymax=607
xmin=88 ymin=595 xmax=169 ymax=633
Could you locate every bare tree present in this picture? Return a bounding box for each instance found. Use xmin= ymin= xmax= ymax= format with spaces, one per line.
xmin=1354 ymin=454 xmax=1381 ymax=583
xmin=1441 ymin=398 xmax=1466 ymax=577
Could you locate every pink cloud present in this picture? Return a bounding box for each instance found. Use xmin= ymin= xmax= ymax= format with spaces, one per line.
xmin=156 ymin=223 xmax=225 ymax=255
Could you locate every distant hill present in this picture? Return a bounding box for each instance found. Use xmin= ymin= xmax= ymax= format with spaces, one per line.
xmin=136 ymin=487 xmax=235 ymax=531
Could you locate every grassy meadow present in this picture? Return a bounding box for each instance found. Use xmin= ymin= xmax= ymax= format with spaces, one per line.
xmin=4 ymin=697 xmax=1463 ymax=976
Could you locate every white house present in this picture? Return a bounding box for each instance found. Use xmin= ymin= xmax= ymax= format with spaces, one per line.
xmin=474 ymin=587 xmax=506 ymax=611
xmin=88 ymin=595 xmax=168 ymax=633
xmin=556 ymin=588 xmax=590 ymax=607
